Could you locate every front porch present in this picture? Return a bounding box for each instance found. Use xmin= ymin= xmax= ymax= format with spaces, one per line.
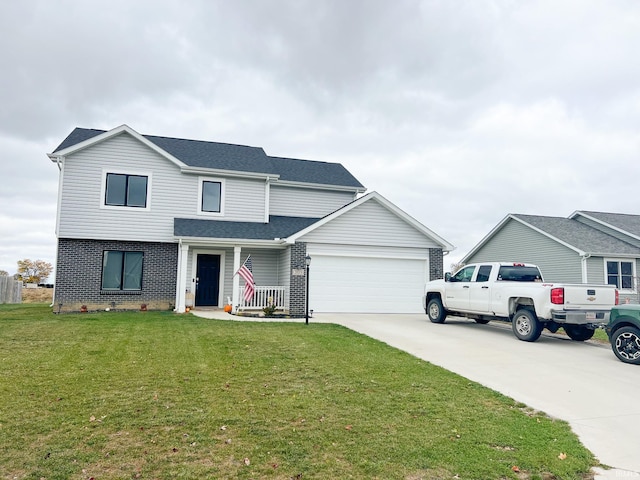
xmin=174 ymin=242 xmax=309 ymax=317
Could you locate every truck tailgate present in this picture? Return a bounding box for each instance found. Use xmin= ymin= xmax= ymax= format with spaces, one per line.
xmin=561 ymin=284 xmax=617 ymax=309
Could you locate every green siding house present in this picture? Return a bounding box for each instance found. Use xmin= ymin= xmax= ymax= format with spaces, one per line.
xmin=462 ymin=211 xmax=640 ymax=303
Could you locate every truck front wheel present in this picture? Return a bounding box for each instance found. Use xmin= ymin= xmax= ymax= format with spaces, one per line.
xmin=427 ymin=298 xmax=447 ymax=324
xmin=512 ymin=308 xmax=542 ymax=342
xmin=564 ymin=325 xmax=595 ymax=341
xmin=611 ymin=326 xmax=640 ymax=364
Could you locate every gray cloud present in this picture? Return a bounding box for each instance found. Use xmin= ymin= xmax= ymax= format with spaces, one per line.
xmin=1 ymin=0 xmax=639 ymax=275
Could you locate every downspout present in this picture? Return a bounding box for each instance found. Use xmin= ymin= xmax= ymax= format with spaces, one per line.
xmin=581 ymin=253 xmax=591 ymax=283
xmin=50 ymin=155 xmax=64 ymax=309
xmin=264 ymin=177 xmax=270 ymax=223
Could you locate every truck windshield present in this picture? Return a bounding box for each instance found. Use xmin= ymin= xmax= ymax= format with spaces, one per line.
xmin=497 ymin=266 xmax=543 ymax=282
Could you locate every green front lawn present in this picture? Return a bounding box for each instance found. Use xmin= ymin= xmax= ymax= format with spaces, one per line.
xmin=0 ymin=305 xmax=598 ymax=479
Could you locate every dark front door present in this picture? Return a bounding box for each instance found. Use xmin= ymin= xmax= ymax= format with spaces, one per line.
xmin=195 ymin=254 xmax=221 ymax=306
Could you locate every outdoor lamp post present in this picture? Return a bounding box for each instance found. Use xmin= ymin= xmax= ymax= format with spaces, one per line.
xmin=305 ymin=254 xmax=311 ymax=325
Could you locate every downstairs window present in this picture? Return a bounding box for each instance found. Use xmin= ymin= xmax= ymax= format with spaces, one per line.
xmin=102 ymin=251 xmax=144 ymax=291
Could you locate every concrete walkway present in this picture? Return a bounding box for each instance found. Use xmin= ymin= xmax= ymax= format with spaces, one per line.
xmin=192 ymin=310 xmax=639 ymax=479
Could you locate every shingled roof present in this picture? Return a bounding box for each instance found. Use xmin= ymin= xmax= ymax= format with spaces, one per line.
xmin=53 ymin=127 xmax=364 ymax=189
xmin=174 ymin=215 xmax=321 ymax=240
xmin=512 ymin=214 xmax=640 ymax=255
xmin=576 ymin=211 xmax=640 ymax=239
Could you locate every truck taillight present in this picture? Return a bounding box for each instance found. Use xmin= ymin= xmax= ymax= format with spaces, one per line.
xmin=551 ymin=287 xmax=564 ymax=304
xmin=616 ymin=289 xmax=619 ymax=305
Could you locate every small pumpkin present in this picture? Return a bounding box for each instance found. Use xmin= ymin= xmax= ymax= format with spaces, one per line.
xmin=223 ymin=304 xmax=233 ymax=313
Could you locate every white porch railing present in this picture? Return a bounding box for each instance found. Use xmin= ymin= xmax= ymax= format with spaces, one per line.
xmin=238 ymin=286 xmax=289 ymax=311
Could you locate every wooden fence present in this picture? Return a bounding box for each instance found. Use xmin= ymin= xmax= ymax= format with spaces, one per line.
xmin=0 ymin=277 xmax=22 ymax=304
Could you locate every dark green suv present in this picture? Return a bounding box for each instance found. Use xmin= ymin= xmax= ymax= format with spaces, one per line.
xmin=607 ymin=305 xmax=640 ymax=364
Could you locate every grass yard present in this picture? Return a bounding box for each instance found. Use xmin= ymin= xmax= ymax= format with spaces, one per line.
xmin=0 ymin=305 xmax=598 ymax=480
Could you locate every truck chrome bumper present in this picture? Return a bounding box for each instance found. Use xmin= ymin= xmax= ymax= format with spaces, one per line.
xmin=551 ymin=309 xmax=610 ymax=325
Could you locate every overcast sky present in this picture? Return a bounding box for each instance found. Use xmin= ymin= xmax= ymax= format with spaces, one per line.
xmin=1 ymin=0 xmax=639 ymax=279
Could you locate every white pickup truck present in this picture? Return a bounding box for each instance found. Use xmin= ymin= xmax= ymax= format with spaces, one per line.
xmin=423 ymin=262 xmax=619 ymax=342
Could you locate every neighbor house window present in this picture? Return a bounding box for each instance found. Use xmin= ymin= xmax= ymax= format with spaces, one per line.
xmin=198 ymin=178 xmax=225 ymax=215
xmin=105 ymin=173 xmax=149 ymax=208
xmin=102 ymin=251 xmax=144 ymax=291
xmin=606 ymin=260 xmax=635 ymax=290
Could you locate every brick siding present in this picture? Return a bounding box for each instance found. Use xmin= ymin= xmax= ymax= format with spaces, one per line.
xmin=429 ymin=248 xmax=444 ymax=280
xmin=288 ymin=242 xmax=308 ymax=318
xmin=54 ymin=238 xmax=178 ymax=313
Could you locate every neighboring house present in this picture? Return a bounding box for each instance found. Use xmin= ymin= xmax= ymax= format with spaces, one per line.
xmin=49 ymin=125 xmax=454 ymax=314
xmin=461 ymin=211 xmax=640 ymax=303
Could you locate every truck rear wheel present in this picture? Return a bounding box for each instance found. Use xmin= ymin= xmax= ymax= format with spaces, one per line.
xmin=427 ymin=298 xmax=447 ymax=324
xmin=611 ymin=326 xmax=640 ymax=364
xmin=512 ymin=308 xmax=542 ymax=342
xmin=564 ymin=325 xmax=595 ymax=341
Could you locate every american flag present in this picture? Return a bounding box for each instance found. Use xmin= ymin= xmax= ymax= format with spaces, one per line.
xmin=236 ymin=255 xmax=255 ymax=302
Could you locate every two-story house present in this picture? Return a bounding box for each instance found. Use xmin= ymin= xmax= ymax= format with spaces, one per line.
xmin=48 ymin=125 xmax=454 ymax=314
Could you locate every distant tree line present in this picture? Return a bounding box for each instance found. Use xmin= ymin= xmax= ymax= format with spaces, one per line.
xmin=0 ymin=259 xmax=53 ymax=284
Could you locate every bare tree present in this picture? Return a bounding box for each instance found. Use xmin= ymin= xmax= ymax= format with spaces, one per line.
xmin=449 ymin=262 xmax=465 ymax=274
xmin=16 ymin=259 xmax=53 ymax=284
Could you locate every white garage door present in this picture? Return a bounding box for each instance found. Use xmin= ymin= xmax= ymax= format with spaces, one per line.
xmin=308 ymin=255 xmax=427 ymax=313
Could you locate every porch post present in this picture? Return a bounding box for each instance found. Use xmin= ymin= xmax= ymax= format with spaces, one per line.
xmin=232 ymin=246 xmax=241 ymax=313
xmin=175 ymin=242 xmax=189 ymax=313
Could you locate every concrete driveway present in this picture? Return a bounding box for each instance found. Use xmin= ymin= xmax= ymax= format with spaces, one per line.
xmin=194 ymin=310 xmax=639 ymax=478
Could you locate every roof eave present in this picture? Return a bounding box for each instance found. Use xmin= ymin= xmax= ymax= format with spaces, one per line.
xmin=175 ymin=236 xmax=288 ymax=247
xmin=180 ymin=165 xmax=281 ymax=181
xmin=586 ymin=252 xmax=640 ymax=259
xmin=274 ymin=179 xmax=366 ymax=193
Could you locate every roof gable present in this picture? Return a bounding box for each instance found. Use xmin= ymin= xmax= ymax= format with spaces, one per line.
xmin=463 ymin=213 xmax=640 ymax=262
xmin=286 ymin=191 xmax=455 ymax=251
xmin=50 ymin=125 xmax=365 ymax=190
xmin=512 ymin=214 xmax=640 ymax=255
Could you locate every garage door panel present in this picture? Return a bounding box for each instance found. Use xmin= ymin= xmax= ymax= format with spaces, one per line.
xmin=309 ymin=256 xmax=426 ymax=313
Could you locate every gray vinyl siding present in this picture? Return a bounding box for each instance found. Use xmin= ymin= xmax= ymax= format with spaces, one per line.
xmin=466 ymin=219 xmax=582 ymax=283
xmin=270 ymin=185 xmax=354 ymax=217
xmin=586 ymin=256 xmax=606 ymax=284
xmin=574 ymin=215 xmax=640 ymax=248
xmin=277 ymin=247 xmax=291 ymax=287
xmin=58 ymin=133 xmax=266 ymax=242
xmin=299 ymin=200 xmax=439 ymax=248
xmin=306 ymin=243 xmax=430 ymax=259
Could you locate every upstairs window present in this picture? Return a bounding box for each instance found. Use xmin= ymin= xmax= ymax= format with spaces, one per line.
xmin=105 ymin=173 xmax=148 ymax=208
xmin=102 ymin=251 xmax=144 ymax=291
xmin=202 ymin=181 xmax=222 ymax=212
xmin=606 ymin=260 xmax=635 ymax=291
xmin=198 ymin=178 xmax=225 ymax=215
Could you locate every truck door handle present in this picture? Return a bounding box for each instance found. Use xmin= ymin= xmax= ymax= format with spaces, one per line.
xmin=482 ymin=286 xmax=489 ymax=289
xmin=463 ymin=286 xmax=469 ymax=289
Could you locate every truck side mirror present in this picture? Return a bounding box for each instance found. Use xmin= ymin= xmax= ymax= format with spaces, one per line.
xmin=444 ymin=272 xmax=451 ymax=282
